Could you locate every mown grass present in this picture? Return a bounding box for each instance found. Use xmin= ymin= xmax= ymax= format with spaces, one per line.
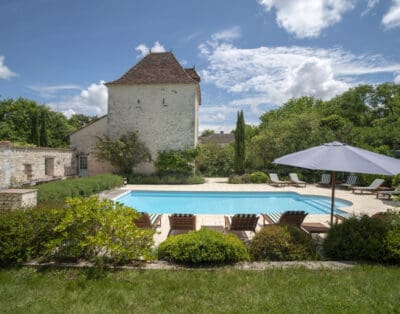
xmin=1 ymin=266 xmax=399 ymax=313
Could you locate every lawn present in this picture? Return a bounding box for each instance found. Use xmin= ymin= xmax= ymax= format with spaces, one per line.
xmin=1 ymin=266 xmax=400 ymax=313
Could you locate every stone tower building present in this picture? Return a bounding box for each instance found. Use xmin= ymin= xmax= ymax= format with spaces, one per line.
xmin=70 ymin=52 xmax=201 ymax=175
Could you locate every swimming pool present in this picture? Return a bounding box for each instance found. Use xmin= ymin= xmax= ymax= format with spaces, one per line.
xmin=115 ymin=191 xmax=352 ymax=215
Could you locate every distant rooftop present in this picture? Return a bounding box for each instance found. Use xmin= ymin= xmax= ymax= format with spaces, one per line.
xmin=106 ymin=52 xmax=200 ymax=85
xmin=199 ymin=131 xmax=234 ymax=145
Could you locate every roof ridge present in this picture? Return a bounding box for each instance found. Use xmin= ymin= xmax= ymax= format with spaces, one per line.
xmin=106 ymin=51 xmax=198 ymax=85
xmin=169 ymin=52 xmax=196 ymax=82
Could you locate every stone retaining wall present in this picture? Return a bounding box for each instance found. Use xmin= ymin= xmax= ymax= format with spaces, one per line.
xmin=0 ymin=142 xmax=76 ymax=189
xmin=0 ymin=189 xmax=37 ymax=211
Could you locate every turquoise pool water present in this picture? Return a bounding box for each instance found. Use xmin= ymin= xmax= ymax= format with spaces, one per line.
xmin=115 ymin=191 xmax=352 ymax=215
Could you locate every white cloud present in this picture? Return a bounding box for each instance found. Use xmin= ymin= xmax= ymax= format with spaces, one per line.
xmin=28 ymin=84 xmax=81 ymax=98
xmin=211 ymin=26 xmax=241 ymax=41
xmin=49 ymin=81 xmax=108 ymax=117
xmin=362 ymin=0 xmax=380 ymax=16
xmin=0 ymin=55 xmax=17 ymax=79
xmin=258 ymin=0 xmax=355 ymax=38
xmin=199 ymin=41 xmax=400 ymax=108
xmin=135 ymin=41 xmax=166 ymax=57
xmin=382 ymin=0 xmax=400 ymax=28
xmin=395 ymin=73 xmax=400 ymax=84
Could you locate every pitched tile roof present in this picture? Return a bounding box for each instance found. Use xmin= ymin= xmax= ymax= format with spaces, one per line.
xmin=199 ymin=132 xmax=235 ymax=145
xmin=184 ymin=68 xmax=200 ymax=82
xmin=106 ymin=52 xmax=199 ymax=85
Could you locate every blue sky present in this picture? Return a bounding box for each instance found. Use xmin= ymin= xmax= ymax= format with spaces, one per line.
xmin=1 ymin=0 xmax=400 ymax=132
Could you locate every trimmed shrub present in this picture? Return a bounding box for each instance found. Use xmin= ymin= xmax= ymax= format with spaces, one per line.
xmin=323 ymin=215 xmax=390 ymax=262
xmin=128 ymin=174 xmax=204 ymax=185
xmin=36 ymin=174 xmax=123 ymax=207
xmin=250 ymin=171 xmax=269 ymax=183
xmin=249 ymin=225 xmax=317 ymax=261
xmin=0 ymin=208 xmax=65 ymax=267
xmin=158 ymin=228 xmax=250 ymax=265
xmin=228 ymin=174 xmax=251 ymax=184
xmin=46 ymin=197 xmax=154 ymax=264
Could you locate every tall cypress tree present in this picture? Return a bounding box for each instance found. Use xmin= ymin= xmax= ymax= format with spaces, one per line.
xmin=234 ymin=110 xmax=245 ymax=174
xmin=39 ymin=111 xmax=48 ymax=147
xmin=30 ymin=110 xmax=40 ymax=146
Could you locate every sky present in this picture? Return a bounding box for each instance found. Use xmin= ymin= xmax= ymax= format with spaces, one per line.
xmin=1 ymin=0 xmax=400 ymax=132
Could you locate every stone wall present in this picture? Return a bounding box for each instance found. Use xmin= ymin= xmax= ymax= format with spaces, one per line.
xmin=107 ymin=84 xmax=200 ymax=173
xmin=69 ymin=116 xmax=113 ymax=176
xmin=0 ymin=142 xmax=76 ymax=189
xmin=0 ymin=189 xmax=37 ymax=211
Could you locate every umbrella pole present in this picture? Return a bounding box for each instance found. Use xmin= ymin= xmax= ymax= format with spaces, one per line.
xmin=330 ymin=171 xmax=336 ymax=226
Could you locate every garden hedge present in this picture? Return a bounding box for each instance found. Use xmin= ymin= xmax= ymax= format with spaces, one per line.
xmin=36 ymin=174 xmax=123 ymax=207
xmin=323 ymin=213 xmax=400 ymax=263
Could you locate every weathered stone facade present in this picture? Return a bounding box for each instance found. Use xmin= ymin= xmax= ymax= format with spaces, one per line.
xmin=0 ymin=142 xmax=76 ymax=189
xmin=69 ymin=116 xmax=113 ymax=176
xmin=70 ymin=52 xmax=201 ymax=175
xmin=107 ymin=84 xmax=200 ymax=173
xmin=0 ymin=189 xmax=37 ymax=211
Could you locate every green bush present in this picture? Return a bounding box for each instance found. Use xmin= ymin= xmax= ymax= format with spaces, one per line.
xmin=392 ymin=174 xmax=400 ymax=188
xmin=250 ymin=171 xmax=269 ymax=183
xmin=228 ymin=173 xmax=253 ymax=184
xmin=155 ymin=148 xmax=199 ymax=176
xmin=128 ymin=174 xmax=204 ymax=185
xmin=249 ymin=225 xmax=317 ymax=261
xmin=158 ymin=228 xmax=249 ymax=265
xmin=46 ymin=197 xmax=154 ymax=264
xmin=197 ymin=143 xmax=234 ymax=176
xmin=323 ymin=215 xmax=393 ymax=262
xmin=36 ymin=174 xmax=123 ymax=207
xmin=0 ymin=208 xmax=65 ymax=267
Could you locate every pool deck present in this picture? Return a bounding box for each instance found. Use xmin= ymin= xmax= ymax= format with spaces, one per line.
xmin=102 ymin=177 xmax=399 ymax=245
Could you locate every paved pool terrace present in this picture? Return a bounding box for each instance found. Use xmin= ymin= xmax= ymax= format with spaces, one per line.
xmin=102 ymin=177 xmax=398 ymax=246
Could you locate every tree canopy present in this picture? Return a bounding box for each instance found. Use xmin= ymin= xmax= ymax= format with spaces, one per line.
xmin=246 ymin=83 xmax=400 ymax=170
xmin=0 ymin=98 xmax=96 ymax=147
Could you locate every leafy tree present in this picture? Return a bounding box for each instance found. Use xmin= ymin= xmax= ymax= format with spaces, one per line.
xmin=155 ymin=148 xmax=199 ymax=176
xmin=30 ymin=110 xmax=40 ymax=146
xmin=68 ymin=114 xmax=96 ymax=129
xmin=39 ymin=110 xmax=48 ymax=147
xmin=0 ymin=98 xmax=74 ymax=147
xmin=201 ymin=129 xmax=215 ymax=137
xmin=95 ymin=132 xmax=150 ymax=174
xmin=234 ymin=110 xmax=245 ymax=174
xmin=197 ymin=143 xmax=234 ymax=176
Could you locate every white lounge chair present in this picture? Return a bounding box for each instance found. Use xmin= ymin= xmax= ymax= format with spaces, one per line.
xmin=350 ymin=178 xmax=385 ymax=194
xmin=339 ymin=175 xmax=358 ymax=189
xmin=268 ymin=173 xmax=290 ymax=187
xmin=289 ymin=173 xmax=307 ymax=187
xmin=317 ymin=174 xmax=331 ymax=187
xmin=376 ymin=185 xmax=400 ymax=199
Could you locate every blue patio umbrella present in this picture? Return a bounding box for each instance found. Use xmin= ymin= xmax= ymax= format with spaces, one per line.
xmin=273 ymin=142 xmax=400 ymax=225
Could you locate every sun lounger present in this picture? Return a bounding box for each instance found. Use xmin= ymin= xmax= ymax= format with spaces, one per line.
xmin=168 ymin=214 xmax=196 ymax=236
xmin=376 ymin=185 xmax=400 ymax=199
xmin=262 ymin=210 xmax=329 ymax=235
xmin=317 ymin=174 xmax=331 ymax=187
xmin=289 ymin=173 xmax=307 ymax=187
xmin=268 ymin=173 xmax=291 ymax=187
xmin=350 ymin=178 xmax=385 ymax=194
xmin=224 ymin=214 xmax=259 ymax=232
xmin=134 ymin=212 xmax=161 ymax=229
xmin=338 ymin=175 xmax=358 ymax=189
